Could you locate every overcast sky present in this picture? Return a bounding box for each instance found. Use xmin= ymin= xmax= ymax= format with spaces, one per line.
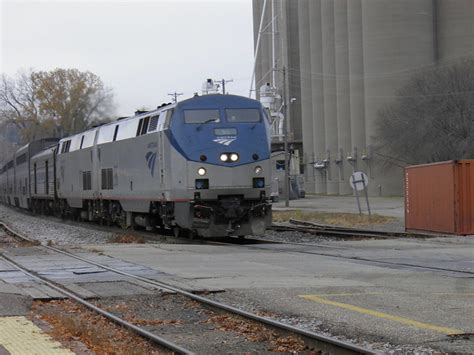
xmin=1 ymin=0 xmax=255 ymax=116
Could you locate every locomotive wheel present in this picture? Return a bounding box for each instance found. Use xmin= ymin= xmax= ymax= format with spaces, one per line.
xmin=118 ymin=210 xmax=128 ymax=229
xmin=173 ymin=227 xmax=198 ymax=239
xmin=173 ymin=227 xmax=188 ymax=238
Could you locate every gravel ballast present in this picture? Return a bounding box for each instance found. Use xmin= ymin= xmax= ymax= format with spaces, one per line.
xmin=0 ymin=205 xmax=115 ymax=245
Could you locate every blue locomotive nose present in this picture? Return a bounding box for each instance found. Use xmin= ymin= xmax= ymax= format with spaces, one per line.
xmin=169 ymin=94 xmax=271 ymax=166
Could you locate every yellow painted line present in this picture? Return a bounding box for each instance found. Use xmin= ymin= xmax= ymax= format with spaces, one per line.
xmin=300 ymin=295 xmax=463 ymax=335
xmin=310 ymin=292 xmax=383 ymax=297
xmin=313 ymin=292 xmax=474 ymax=297
xmin=0 ymin=316 xmax=73 ymax=354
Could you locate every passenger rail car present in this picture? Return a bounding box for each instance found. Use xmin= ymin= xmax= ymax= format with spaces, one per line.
xmin=0 ymin=94 xmax=273 ymax=238
xmin=0 ymin=138 xmax=59 ymax=209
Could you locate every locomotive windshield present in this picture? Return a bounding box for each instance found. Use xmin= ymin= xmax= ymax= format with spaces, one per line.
xmin=184 ymin=109 xmax=220 ymax=124
xmin=225 ymin=108 xmax=260 ymax=123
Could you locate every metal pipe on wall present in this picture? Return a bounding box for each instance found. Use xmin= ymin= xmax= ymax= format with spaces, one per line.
xmin=334 ymin=0 xmax=352 ymax=195
xmin=347 ymin=0 xmax=366 ymax=176
xmin=297 ymin=0 xmax=315 ymax=193
xmin=309 ymin=0 xmax=326 ymax=194
xmin=321 ymin=0 xmax=339 ymax=195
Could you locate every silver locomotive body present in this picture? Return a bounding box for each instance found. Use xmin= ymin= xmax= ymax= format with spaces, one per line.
xmin=1 ymin=95 xmax=272 ymax=238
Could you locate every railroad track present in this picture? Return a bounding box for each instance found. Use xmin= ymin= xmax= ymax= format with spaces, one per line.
xmin=137 ymin=221 xmax=471 ymax=277
xmin=268 ymin=218 xmax=438 ymax=239
xmin=252 ymin=221 xmax=474 ymax=276
xmin=0 ymin=221 xmax=373 ymax=355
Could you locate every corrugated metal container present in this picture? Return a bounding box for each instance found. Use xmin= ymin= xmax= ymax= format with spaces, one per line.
xmin=405 ymin=160 xmax=474 ymax=235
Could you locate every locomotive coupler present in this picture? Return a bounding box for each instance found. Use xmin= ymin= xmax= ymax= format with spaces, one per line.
xmin=219 ymin=197 xmax=244 ymax=219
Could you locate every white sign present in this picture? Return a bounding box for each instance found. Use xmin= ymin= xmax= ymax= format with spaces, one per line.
xmin=350 ymin=172 xmax=369 ymax=191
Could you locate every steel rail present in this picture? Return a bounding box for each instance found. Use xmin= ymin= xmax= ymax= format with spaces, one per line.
xmin=268 ymin=224 xmax=390 ymax=239
xmin=0 ymin=252 xmax=194 ymax=355
xmin=0 ymin=222 xmax=193 ymax=354
xmin=245 ymin=242 xmax=474 ymax=275
xmin=262 ymin=224 xmax=474 ymax=276
xmin=0 ymin=221 xmax=374 ymax=355
xmin=288 ymin=219 xmax=438 ymax=238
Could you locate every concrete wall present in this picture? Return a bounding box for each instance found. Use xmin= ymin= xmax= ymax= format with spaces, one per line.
xmin=437 ymin=0 xmax=474 ymax=60
xmin=252 ymin=0 xmax=474 ymax=196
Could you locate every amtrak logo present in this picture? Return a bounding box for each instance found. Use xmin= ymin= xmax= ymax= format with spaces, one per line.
xmin=213 ymin=137 xmax=236 ymax=146
xmin=145 ymin=151 xmax=157 ymax=177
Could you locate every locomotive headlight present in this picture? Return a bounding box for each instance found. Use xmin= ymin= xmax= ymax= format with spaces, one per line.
xmin=197 ymin=167 xmax=207 ymax=176
xmin=230 ymin=153 xmax=239 ymax=162
xmin=254 ymin=166 xmax=263 ymax=175
xmin=220 ymin=154 xmax=229 ymax=162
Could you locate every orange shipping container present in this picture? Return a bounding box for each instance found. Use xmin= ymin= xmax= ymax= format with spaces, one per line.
xmin=405 ymin=160 xmax=474 ymax=235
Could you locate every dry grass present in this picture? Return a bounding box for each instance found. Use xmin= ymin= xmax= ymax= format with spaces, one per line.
xmin=205 ymin=314 xmax=310 ymax=353
xmin=110 ymin=234 xmax=145 ymax=244
xmin=102 ymin=302 xmax=184 ymax=327
xmin=273 ymin=210 xmax=395 ymax=227
xmin=31 ymin=300 xmax=168 ymax=355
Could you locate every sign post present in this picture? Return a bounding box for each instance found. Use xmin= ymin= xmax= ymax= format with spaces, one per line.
xmin=349 ymin=172 xmax=371 ymax=217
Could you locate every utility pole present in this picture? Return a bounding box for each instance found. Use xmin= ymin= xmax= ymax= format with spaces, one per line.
xmin=168 ymin=92 xmax=183 ymax=103
xmin=215 ymin=79 xmax=233 ymax=94
xmin=282 ymin=66 xmax=290 ymax=207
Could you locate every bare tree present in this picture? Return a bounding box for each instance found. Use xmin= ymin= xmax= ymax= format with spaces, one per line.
xmin=375 ymin=58 xmax=474 ymax=166
xmin=0 ymin=68 xmax=115 ymax=143
xmin=0 ymin=69 xmax=41 ymax=142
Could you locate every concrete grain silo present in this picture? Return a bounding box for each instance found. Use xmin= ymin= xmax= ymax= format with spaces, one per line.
xmin=361 ymin=0 xmax=436 ymax=195
xmin=437 ymin=0 xmax=474 ymax=60
xmin=252 ymin=0 xmax=474 ymax=196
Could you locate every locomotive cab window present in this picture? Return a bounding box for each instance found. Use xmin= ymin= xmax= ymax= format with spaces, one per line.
xmin=184 ymin=109 xmax=220 ymax=124
xmin=226 ymin=109 xmax=261 ymax=123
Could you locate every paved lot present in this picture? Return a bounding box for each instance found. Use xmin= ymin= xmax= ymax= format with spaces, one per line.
xmin=87 ymin=237 xmax=474 ymax=353
xmin=1 ymin=198 xmax=473 ymax=353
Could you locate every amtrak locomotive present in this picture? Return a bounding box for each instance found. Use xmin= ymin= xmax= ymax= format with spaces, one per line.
xmin=0 ymin=94 xmax=273 ymax=238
